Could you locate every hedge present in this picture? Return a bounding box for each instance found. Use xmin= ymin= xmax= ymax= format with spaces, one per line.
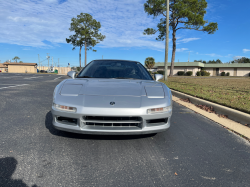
xmin=177 ymin=71 xmax=185 ymax=76
xmin=186 ymin=71 xmax=193 ymax=76
xmin=200 ymin=70 xmax=210 ymax=76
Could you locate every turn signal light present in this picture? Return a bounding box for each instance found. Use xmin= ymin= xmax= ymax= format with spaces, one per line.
xmin=147 ymin=106 xmax=171 ymax=114
xmin=53 ymin=103 xmax=77 ymax=112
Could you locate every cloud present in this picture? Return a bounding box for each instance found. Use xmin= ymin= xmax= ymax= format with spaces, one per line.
xmin=243 ymin=49 xmax=250 ymax=53
xmin=178 ymin=38 xmax=200 ymax=43
xmin=0 ymin=0 xmax=165 ymax=50
xmin=233 ymin=56 xmax=244 ymax=60
xmin=197 ymin=53 xmax=233 ymax=58
xmin=176 ymin=48 xmax=188 ymax=52
xmin=203 ymin=53 xmax=223 ymax=57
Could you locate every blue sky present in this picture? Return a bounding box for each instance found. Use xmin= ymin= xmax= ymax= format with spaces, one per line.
xmin=0 ymin=0 xmax=250 ymax=67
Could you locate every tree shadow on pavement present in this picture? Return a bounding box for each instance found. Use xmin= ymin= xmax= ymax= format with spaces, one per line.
xmin=0 ymin=157 xmax=38 ymax=187
xmin=45 ymin=111 xmax=156 ymax=140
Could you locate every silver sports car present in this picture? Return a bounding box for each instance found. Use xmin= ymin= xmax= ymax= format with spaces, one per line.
xmin=51 ymin=59 xmax=172 ymax=135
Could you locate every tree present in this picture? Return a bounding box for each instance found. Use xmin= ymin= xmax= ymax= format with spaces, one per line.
xmin=216 ymin=59 xmax=222 ymax=63
xmin=207 ymin=60 xmax=216 ymax=64
xmin=145 ymin=57 xmax=156 ymax=70
xmin=143 ymin=0 xmax=218 ymax=76
xmin=19 ymin=61 xmax=23 ymax=63
xmin=232 ymin=57 xmax=250 ymax=63
xmin=12 ymin=56 xmax=20 ymax=63
xmin=66 ymin=13 xmax=105 ymax=67
xmin=194 ymin=60 xmax=202 ymax=62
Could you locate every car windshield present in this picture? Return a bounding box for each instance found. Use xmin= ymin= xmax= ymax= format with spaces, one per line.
xmin=77 ymin=60 xmax=153 ymax=80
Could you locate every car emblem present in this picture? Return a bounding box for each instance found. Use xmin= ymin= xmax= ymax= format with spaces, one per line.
xmin=110 ymin=102 xmax=115 ymax=106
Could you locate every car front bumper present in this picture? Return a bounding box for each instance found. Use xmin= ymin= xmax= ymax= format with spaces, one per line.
xmin=51 ymin=106 xmax=172 ymax=135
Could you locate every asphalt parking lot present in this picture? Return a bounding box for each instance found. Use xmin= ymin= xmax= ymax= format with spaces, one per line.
xmin=1 ymin=73 xmax=250 ymax=187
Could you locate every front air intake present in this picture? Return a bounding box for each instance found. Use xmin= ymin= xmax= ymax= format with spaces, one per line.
xmin=83 ymin=116 xmax=142 ymax=127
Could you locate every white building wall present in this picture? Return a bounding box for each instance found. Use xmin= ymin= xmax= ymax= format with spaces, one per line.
xmin=204 ymin=68 xmax=213 ymax=76
xmin=237 ymin=68 xmax=250 ymax=76
xmin=218 ymin=68 xmax=234 ymax=76
xmin=154 ymin=66 xmax=250 ymax=77
xmin=156 ymin=66 xmax=200 ymax=76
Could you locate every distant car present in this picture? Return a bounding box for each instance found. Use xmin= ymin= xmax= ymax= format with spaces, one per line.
xmin=0 ymin=70 xmax=1 ymax=72
xmin=40 ymin=70 xmax=47 ymax=73
xmin=51 ymin=59 xmax=172 ymax=135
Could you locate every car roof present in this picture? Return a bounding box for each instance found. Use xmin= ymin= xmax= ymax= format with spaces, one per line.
xmin=92 ymin=59 xmax=140 ymax=63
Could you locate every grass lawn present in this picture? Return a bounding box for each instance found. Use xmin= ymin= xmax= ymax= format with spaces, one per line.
xmin=161 ymin=77 xmax=250 ymax=114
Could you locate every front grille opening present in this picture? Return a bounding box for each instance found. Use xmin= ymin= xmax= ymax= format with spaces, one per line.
xmin=57 ymin=116 xmax=77 ymax=125
xmin=84 ymin=116 xmax=141 ymax=121
xmin=84 ymin=116 xmax=142 ymax=128
xmin=85 ymin=122 xmax=139 ymax=127
xmin=146 ymin=118 xmax=168 ymax=124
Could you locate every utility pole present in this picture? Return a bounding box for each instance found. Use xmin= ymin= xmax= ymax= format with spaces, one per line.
xmin=164 ymin=0 xmax=169 ymax=81
xmin=188 ymin=52 xmax=190 ymax=62
xmin=52 ymin=57 xmax=53 ymax=71
xmin=47 ymin=53 xmax=50 ymax=72
xmin=38 ymin=54 xmax=40 ymax=72
xmin=102 ymin=55 xmax=103 ymax=59
xmin=58 ymin=58 xmax=59 ymax=67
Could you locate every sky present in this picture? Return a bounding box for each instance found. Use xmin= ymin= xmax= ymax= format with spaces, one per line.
xmin=0 ymin=0 xmax=250 ymax=67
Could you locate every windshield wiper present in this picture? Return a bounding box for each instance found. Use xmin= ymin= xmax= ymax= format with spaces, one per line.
xmin=113 ymin=77 xmax=136 ymax=79
xmin=81 ymin=76 xmax=92 ymax=78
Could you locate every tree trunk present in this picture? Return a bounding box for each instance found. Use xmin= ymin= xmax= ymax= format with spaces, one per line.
xmin=79 ymin=45 xmax=82 ymax=68
xmin=85 ymin=40 xmax=87 ymax=67
xmin=170 ymin=29 xmax=176 ymax=76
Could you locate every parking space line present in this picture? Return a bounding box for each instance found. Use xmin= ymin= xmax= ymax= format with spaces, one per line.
xmin=0 ymin=84 xmax=29 ymax=90
xmin=54 ymin=76 xmax=62 ymax=80
xmin=23 ymin=77 xmax=40 ymax=79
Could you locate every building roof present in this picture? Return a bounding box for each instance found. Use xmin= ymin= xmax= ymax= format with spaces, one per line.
xmin=154 ymin=62 xmax=204 ymax=68
xmin=154 ymin=62 xmax=250 ymax=68
xmin=0 ymin=63 xmax=7 ymax=68
xmin=3 ymin=62 xmax=37 ymax=66
xmin=204 ymin=63 xmax=250 ymax=68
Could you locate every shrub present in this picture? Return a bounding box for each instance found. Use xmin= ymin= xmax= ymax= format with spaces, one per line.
xmin=200 ymin=70 xmax=210 ymax=76
xmin=186 ymin=71 xmax=193 ymax=76
xmin=177 ymin=71 xmax=185 ymax=76
xmin=221 ymin=72 xmax=225 ymax=76
xmin=226 ymin=72 xmax=230 ymax=76
xmin=196 ymin=71 xmax=201 ymax=76
xmin=204 ymin=71 xmax=210 ymax=76
xmin=157 ymin=70 xmax=164 ymax=75
xmin=200 ymin=70 xmax=204 ymax=76
xmin=249 ymin=72 xmax=250 ymax=77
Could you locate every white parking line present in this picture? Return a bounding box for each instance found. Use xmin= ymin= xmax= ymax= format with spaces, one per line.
xmin=54 ymin=76 xmax=62 ymax=80
xmin=23 ymin=77 xmax=40 ymax=79
xmin=0 ymin=84 xmax=29 ymax=90
xmin=0 ymin=76 xmax=23 ymax=79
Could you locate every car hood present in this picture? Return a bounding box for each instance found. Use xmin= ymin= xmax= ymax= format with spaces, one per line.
xmin=60 ymin=79 xmax=165 ymax=98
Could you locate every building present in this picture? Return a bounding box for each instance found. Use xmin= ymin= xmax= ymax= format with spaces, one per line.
xmin=38 ymin=66 xmax=71 ymax=75
xmin=0 ymin=63 xmax=8 ymax=72
xmin=3 ymin=62 xmax=37 ymax=73
xmin=152 ymin=62 xmax=250 ymax=76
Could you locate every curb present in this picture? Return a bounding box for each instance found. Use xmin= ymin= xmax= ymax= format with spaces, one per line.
xmin=170 ymin=89 xmax=250 ymax=125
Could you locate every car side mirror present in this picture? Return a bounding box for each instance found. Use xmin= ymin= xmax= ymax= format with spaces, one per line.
xmin=155 ymin=74 xmax=163 ymax=81
xmin=67 ymin=71 xmax=76 ymax=79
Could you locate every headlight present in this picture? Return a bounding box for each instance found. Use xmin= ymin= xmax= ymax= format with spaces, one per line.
xmin=53 ymin=103 xmax=77 ymax=112
xmin=147 ymin=106 xmax=172 ymax=114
